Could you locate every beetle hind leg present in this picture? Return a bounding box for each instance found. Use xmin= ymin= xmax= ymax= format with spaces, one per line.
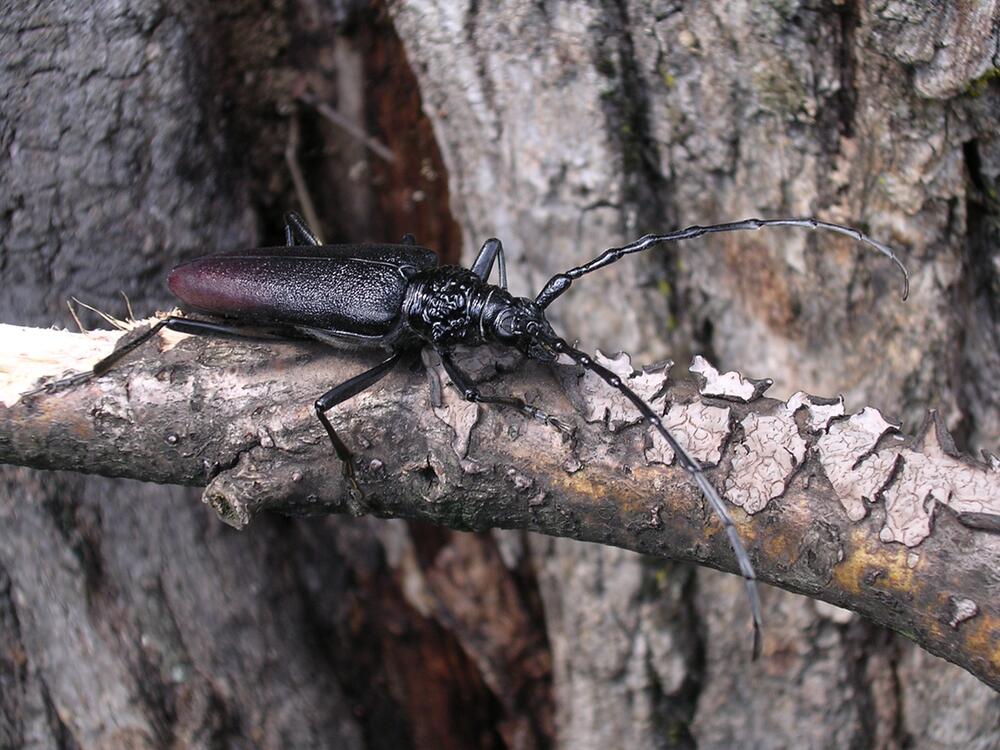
xmin=314 ymin=405 xmax=365 ymax=505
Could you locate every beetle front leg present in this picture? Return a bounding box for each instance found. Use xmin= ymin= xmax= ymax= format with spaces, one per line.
xmin=438 ymin=351 xmax=571 ymax=434
xmin=314 ymin=350 xmax=403 ymax=511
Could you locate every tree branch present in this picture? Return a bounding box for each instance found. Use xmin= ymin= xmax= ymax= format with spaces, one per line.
xmin=2 ymin=320 xmax=999 ymax=690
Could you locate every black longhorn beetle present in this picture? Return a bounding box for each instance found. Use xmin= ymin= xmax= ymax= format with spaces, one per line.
xmin=27 ymin=211 xmax=909 ymax=656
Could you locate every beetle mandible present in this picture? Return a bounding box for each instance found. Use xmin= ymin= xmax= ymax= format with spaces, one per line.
xmin=27 ymin=210 xmax=909 ymax=656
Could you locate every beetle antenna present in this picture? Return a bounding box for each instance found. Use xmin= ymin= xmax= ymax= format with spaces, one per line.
xmin=535 ymin=216 xmax=909 ymax=309
xmin=542 ymin=332 xmax=762 ymax=658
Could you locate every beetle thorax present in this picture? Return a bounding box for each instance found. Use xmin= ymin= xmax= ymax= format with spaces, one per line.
xmin=403 ymin=267 xmax=558 ymax=360
xmin=403 ymin=267 xmax=503 ymax=348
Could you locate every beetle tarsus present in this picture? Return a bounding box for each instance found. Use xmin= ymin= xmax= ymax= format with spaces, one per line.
xmin=21 ymin=370 xmax=93 ymax=400
xmin=342 ymin=460 xmax=369 ymax=516
xmin=19 ymin=318 xmax=174 ymax=401
xmin=314 ymin=404 xmax=368 ymax=512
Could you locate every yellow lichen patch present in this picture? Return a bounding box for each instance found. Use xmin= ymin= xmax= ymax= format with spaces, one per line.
xmin=959 ymin=615 xmax=1000 ymax=674
xmin=547 ymin=467 xmax=615 ymax=504
xmin=832 ymin=525 xmax=916 ymax=596
xmin=762 ymin=529 xmax=792 ymax=562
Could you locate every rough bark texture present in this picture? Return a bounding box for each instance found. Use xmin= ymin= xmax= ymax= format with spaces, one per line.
xmin=1 ymin=1 xmax=999 ymax=749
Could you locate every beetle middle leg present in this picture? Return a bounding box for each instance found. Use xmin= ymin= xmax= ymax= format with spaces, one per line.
xmin=438 ymin=351 xmax=570 ymax=433
xmin=314 ymin=350 xmax=404 ymax=505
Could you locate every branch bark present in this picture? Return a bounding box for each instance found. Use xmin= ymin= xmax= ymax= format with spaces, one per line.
xmin=2 ymin=320 xmax=999 ymax=691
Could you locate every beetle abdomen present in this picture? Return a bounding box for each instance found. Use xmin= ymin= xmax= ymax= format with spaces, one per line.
xmin=168 ymin=245 xmax=437 ymax=336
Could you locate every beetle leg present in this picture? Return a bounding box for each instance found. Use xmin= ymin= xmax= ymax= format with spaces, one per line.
xmin=438 ymin=351 xmax=571 ymax=434
xmin=314 ymin=351 xmax=403 ymax=508
xmin=152 ymin=317 xmax=299 ymax=342
xmin=284 ymin=210 xmax=321 ymax=247
xmin=470 ymin=238 xmax=508 ymax=290
xmin=401 ymin=233 xmax=417 ymax=246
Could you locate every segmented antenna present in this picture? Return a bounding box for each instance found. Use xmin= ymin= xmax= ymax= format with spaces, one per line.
xmin=543 ymin=333 xmax=763 ymax=658
xmin=536 ymin=217 xmax=909 ymax=309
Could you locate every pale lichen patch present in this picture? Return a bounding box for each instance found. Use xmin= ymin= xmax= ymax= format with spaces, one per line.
xmin=528 ymin=490 xmax=548 ymax=508
xmin=644 ymin=400 xmax=731 ymax=466
xmin=506 ymin=468 xmax=535 ymax=492
xmin=689 ymin=355 xmax=772 ymax=402
xmin=573 ymin=350 xmax=670 ymax=430
xmin=815 ymin=407 xmax=900 ymax=522
xmin=879 ymin=416 xmax=1000 ymax=547
xmin=948 ymin=597 xmax=979 ymax=629
xmin=786 ymin=391 xmax=845 ymax=432
xmin=725 ymin=408 xmax=807 ymax=514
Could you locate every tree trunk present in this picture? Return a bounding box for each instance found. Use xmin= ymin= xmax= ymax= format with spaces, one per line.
xmin=1 ymin=2 xmax=998 ymax=749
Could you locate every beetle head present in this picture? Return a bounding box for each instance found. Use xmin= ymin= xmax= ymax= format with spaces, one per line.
xmin=492 ymin=298 xmax=559 ymax=362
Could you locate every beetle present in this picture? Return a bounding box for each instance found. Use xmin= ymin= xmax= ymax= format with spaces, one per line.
xmin=26 ymin=210 xmax=908 ymax=656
